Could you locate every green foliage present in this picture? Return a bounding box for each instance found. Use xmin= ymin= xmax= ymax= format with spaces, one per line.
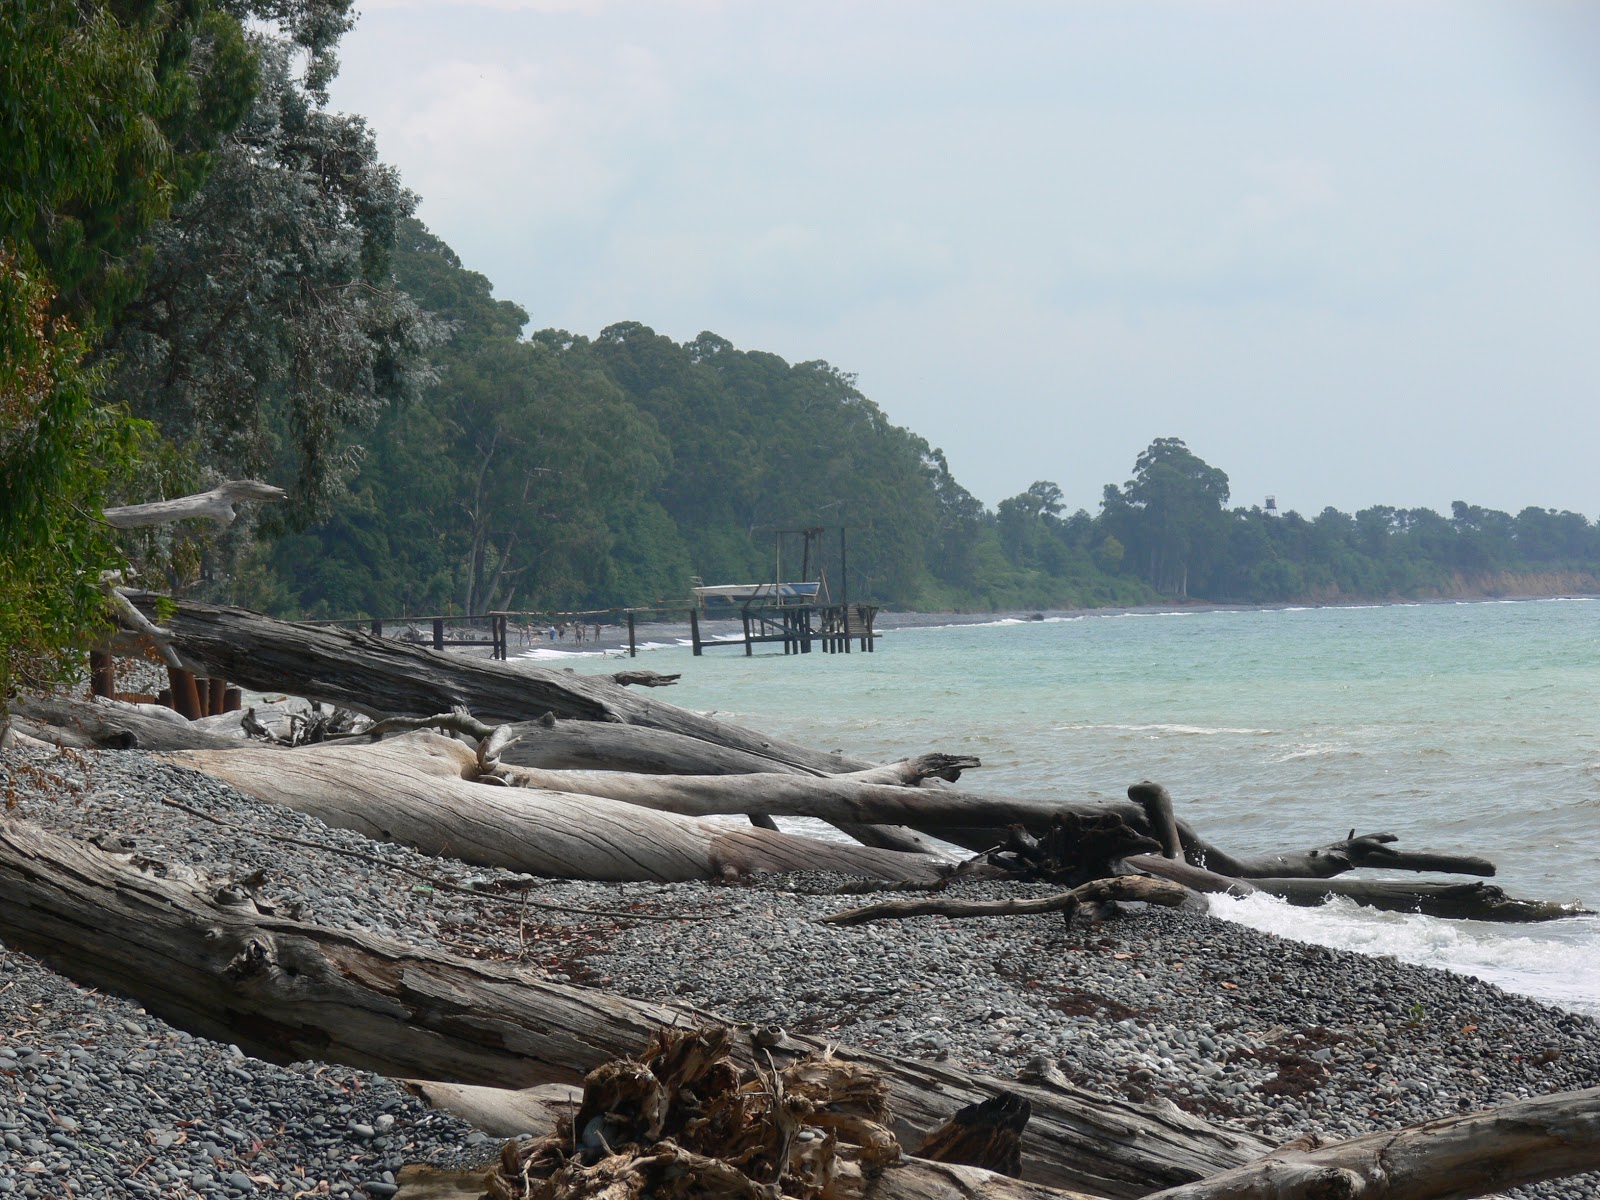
xmin=1 ymin=0 xmax=259 ymax=327
xmin=101 ymin=34 xmax=440 ymax=534
xmin=0 ymin=1 xmax=258 ymax=707
xmin=0 ymin=255 xmax=146 ymax=698
xmin=1101 ymin=437 xmax=1232 ymax=597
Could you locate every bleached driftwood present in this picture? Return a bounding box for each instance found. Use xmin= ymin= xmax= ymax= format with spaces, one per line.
xmin=1141 ymin=1086 xmax=1600 ymax=1199
xmin=12 ymin=694 xmax=243 ymax=751
xmin=402 ymin=1081 xmax=581 ymax=1138
xmin=101 ymin=479 xmax=286 ymax=528
xmin=169 ymin=733 xmax=946 ymax=882
xmin=0 ymin=819 xmax=1270 ymax=1196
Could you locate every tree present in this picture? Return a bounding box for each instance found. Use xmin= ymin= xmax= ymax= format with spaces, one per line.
xmin=0 ymin=0 xmax=259 ymax=716
xmin=1101 ymin=438 xmax=1230 ymax=597
xmin=100 ymin=32 xmax=440 ymax=537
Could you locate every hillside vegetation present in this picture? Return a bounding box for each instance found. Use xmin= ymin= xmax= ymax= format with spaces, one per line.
xmin=5 ymin=0 xmax=1598 ymax=686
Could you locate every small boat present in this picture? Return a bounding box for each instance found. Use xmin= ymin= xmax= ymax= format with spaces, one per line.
xmin=691 ymin=581 xmax=823 ymax=604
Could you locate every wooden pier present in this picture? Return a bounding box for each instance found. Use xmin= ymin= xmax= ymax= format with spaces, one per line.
xmin=689 ymin=601 xmax=879 ymax=656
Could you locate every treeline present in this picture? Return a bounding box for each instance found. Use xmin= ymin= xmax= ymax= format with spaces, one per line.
xmin=256 ymin=219 xmax=1153 ymax=618
xmin=261 ymin=217 xmax=1600 ymax=614
xmin=6 ymin=0 xmax=1599 ymax=684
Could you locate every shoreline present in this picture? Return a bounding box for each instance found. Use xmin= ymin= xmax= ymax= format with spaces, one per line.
xmin=497 ymin=591 xmax=1600 ymax=660
xmin=1 ymin=745 xmax=1597 ymax=1198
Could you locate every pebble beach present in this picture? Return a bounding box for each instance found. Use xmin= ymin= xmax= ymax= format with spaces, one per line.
xmin=1 ymin=743 xmax=1597 ymax=1199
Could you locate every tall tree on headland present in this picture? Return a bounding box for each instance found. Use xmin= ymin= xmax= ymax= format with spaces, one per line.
xmin=1101 ymin=438 xmax=1231 ymax=597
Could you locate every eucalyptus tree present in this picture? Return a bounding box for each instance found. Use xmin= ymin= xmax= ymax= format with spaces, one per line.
xmin=1 ymin=0 xmax=259 ymax=708
xmin=100 ymin=33 xmax=440 ymax=536
xmin=1100 ymin=437 xmax=1231 ymax=597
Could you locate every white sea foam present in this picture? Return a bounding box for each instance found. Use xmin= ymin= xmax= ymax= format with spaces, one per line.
xmin=1054 ymin=722 xmax=1275 ymax=736
xmin=1209 ymin=892 xmax=1600 ymax=1017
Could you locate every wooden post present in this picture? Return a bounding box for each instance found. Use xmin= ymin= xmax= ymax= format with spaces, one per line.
xmin=89 ymin=651 xmax=115 ymax=700
xmin=626 ymin=611 xmax=637 ymax=658
xmin=223 ymin=687 xmax=242 ymax=713
xmin=839 ymin=528 xmax=851 ymax=654
xmin=689 ymin=607 xmax=702 ymax=657
xmin=741 ymin=612 xmax=752 ymax=657
xmin=167 ymin=667 xmax=202 ymax=721
xmin=206 ymin=677 xmax=225 ymax=716
xmin=492 ymin=615 xmax=507 ymax=661
xmin=432 ymin=617 xmax=446 ymax=651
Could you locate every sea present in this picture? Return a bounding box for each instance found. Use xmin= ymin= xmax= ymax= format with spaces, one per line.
xmin=520 ymin=598 xmax=1600 ymax=1018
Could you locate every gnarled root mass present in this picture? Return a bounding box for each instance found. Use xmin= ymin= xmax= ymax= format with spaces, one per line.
xmin=488 ymin=1024 xmax=1059 ymax=1200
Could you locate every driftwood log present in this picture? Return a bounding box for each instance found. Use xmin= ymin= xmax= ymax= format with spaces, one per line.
xmin=12 ymin=694 xmax=244 ymax=752
xmin=1126 ymin=855 xmax=1592 ymax=923
xmin=168 ymin=734 xmax=945 ymax=882
xmin=125 ymin=593 xmax=858 ymax=771
xmin=819 ymin=874 xmax=1196 ymax=926
xmin=0 ymin=818 xmax=1270 ymax=1197
xmin=101 ymin=479 xmax=286 ymax=528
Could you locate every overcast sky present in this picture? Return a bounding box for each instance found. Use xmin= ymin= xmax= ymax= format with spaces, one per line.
xmin=330 ymin=0 xmax=1600 ymax=518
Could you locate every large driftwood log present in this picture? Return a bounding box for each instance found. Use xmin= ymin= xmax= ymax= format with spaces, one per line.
xmin=127 ymin=594 xmax=854 ymax=770
xmin=101 ymin=479 xmax=287 ymax=528
xmin=493 ymin=760 xmax=1103 ymax=829
xmin=1142 ymin=1086 xmax=1600 ymax=1200
xmin=1126 ymin=856 xmax=1591 ymax=922
xmin=12 ymin=694 xmax=244 ymax=751
xmin=496 ymin=714 xmax=806 ymax=775
xmin=123 ymin=594 xmax=943 ymax=855
xmin=0 ymin=819 xmax=1270 ymax=1196
xmin=169 ymin=734 xmax=944 ymax=882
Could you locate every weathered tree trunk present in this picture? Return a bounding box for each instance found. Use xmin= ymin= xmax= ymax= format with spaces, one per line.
xmin=1141 ymin=1086 xmax=1600 ymax=1200
xmin=492 ymin=760 xmax=1104 ymax=829
xmin=819 ymin=875 xmax=1196 ymax=926
xmin=0 ymin=819 xmax=1270 ymax=1197
xmin=12 ymin=694 xmax=245 ymax=751
xmin=496 ymin=713 xmax=832 ymax=776
xmin=168 ymin=734 xmax=944 ymax=882
xmin=1126 ymin=855 xmax=1590 ymax=922
xmin=101 ymin=479 xmax=286 ymax=528
xmin=401 ymin=1081 xmax=582 ymax=1139
xmin=126 ymin=594 xmax=855 ymax=770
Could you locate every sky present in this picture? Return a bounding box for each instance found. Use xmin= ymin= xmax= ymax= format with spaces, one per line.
xmin=328 ymin=0 xmax=1600 ymax=518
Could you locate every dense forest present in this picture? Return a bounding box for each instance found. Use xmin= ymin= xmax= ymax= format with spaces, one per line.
xmin=5 ymin=0 xmax=1600 ymax=697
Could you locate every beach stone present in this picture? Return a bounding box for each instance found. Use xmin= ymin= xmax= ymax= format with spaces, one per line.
xmin=2 ymin=745 xmax=1598 ymax=1200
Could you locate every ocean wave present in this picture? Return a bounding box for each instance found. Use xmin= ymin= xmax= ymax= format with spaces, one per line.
xmin=1274 ymin=742 xmax=1355 ymax=761
xmin=1053 ymin=722 xmax=1275 ymax=736
xmin=1208 ymin=892 xmax=1600 ymax=1017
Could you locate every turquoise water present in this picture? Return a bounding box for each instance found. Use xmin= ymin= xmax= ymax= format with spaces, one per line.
xmin=523 ymin=598 xmax=1600 ymax=1015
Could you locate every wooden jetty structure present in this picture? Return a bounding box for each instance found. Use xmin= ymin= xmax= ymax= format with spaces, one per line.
xmin=687 ymin=526 xmax=878 ymax=658
xmin=686 ymin=586 xmax=878 ymax=657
